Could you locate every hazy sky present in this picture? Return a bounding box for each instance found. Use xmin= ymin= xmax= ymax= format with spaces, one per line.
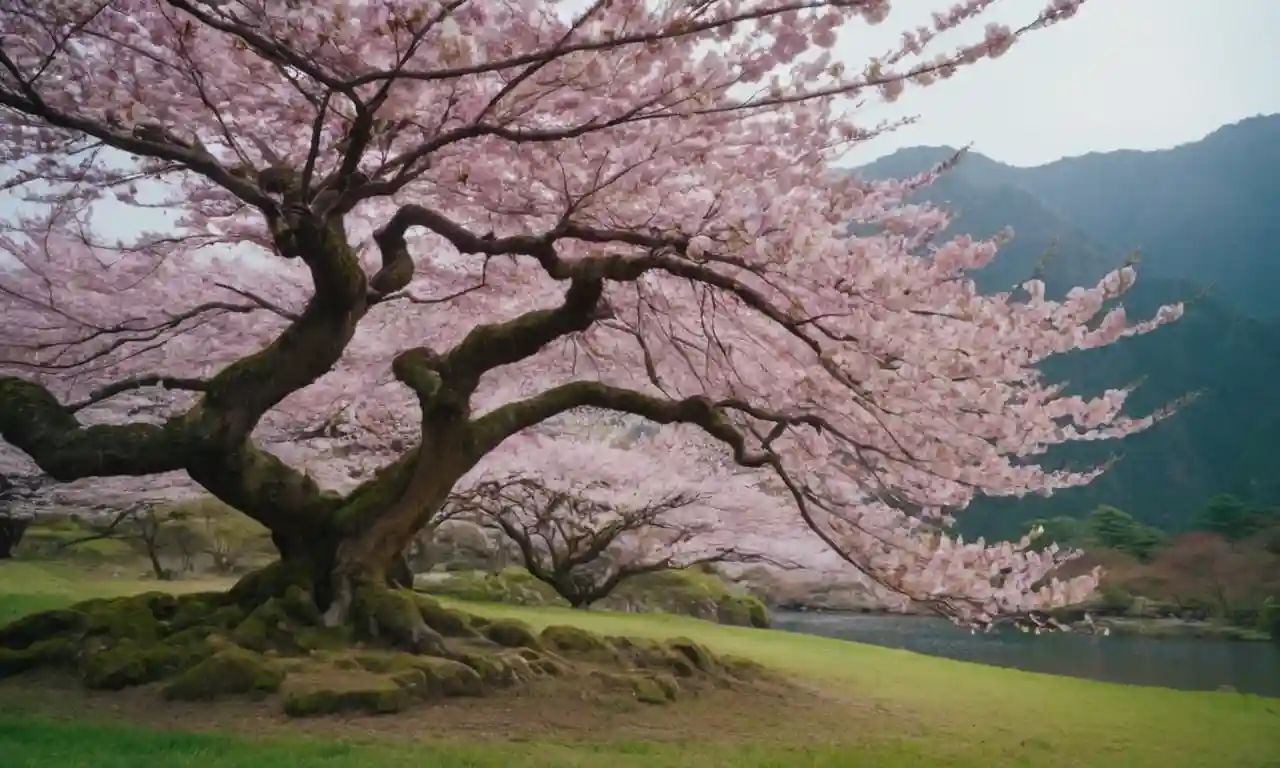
xmin=839 ymin=0 xmax=1280 ymax=167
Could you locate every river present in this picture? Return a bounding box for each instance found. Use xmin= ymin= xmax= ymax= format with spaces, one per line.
xmin=772 ymin=610 xmax=1280 ymax=697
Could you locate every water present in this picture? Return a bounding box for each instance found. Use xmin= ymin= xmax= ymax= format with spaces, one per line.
xmin=772 ymin=610 xmax=1280 ymax=697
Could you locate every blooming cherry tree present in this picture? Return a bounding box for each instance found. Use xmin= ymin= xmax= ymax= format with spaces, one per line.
xmin=444 ymin=432 xmax=793 ymax=608
xmin=0 ymin=0 xmax=1184 ymax=638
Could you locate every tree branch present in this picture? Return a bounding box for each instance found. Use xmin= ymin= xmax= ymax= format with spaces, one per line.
xmin=0 ymin=377 xmax=192 ymax=481
xmin=68 ymin=375 xmax=208 ymax=413
xmin=440 ymin=279 xmax=605 ymax=390
xmin=0 ymin=91 xmax=274 ymax=211
xmin=470 ymin=381 xmax=768 ymax=466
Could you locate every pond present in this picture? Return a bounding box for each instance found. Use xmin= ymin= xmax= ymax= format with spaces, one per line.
xmin=771 ymin=610 xmax=1280 ymax=697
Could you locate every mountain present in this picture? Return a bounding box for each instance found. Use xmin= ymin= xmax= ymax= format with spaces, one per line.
xmin=853 ymin=115 xmax=1280 ymax=539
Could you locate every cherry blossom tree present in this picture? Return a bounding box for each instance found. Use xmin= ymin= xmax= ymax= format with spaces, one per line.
xmin=443 ymin=434 xmax=788 ymax=608
xmin=0 ymin=0 xmax=1187 ymax=644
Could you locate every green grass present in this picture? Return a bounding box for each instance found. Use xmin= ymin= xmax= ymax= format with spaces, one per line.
xmin=1 ymin=560 xmax=1277 ymax=767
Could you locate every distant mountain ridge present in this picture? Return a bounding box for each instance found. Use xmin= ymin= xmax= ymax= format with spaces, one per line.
xmin=853 ymin=114 xmax=1280 ymax=539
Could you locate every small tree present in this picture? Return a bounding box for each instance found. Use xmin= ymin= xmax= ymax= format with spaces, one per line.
xmin=57 ymin=500 xmax=180 ymax=580
xmin=446 ymin=476 xmax=772 ymax=609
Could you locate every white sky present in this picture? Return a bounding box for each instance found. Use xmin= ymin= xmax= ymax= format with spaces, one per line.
xmin=840 ymin=0 xmax=1280 ymax=167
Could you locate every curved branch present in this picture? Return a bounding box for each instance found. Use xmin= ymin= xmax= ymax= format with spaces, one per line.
xmin=68 ymin=375 xmax=208 ymax=413
xmin=441 ymin=279 xmax=605 ymax=389
xmin=470 ymin=381 xmax=768 ymax=466
xmin=0 ymin=377 xmax=190 ymax=480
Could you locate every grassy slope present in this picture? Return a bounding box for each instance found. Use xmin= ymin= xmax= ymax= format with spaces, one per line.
xmin=1 ymin=561 xmax=1276 ymax=767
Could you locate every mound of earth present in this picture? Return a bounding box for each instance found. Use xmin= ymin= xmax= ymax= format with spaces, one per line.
xmin=0 ymin=563 xmax=768 ymax=718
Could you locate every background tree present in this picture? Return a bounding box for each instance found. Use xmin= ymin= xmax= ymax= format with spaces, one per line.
xmin=1085 ymin=505 xmax=1165 ymax=562
xmin=55 ymin=500 xmax=181 ymax=580
xmin=1131 ymin=532 xmax=1269 ymax=618
xmin=446 ymin=476 xmax=770 ymax=609
xmin=1194 ymin=494 xmax=1278 ymax=542
xmin=0 ymin=0 xmax=1178 ymax=643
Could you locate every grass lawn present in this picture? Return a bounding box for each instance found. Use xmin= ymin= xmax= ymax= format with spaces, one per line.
xmin=1 ymin=560 xmax=1277 ymax=767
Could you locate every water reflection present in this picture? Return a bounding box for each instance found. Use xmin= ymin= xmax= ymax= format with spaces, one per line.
xmin=772 ymin=611 xmax=1280 ymax=697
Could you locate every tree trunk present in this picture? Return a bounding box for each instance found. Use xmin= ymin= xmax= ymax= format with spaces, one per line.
xmin=0 ymin=517 xmax=29 ymax=559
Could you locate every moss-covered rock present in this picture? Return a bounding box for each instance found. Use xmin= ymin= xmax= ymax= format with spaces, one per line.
xmin=667 ymin=637 xmax=717 ymax=674
xmin=631 ymin=672 xmax=682 ymax=704
xmin=0 ymin=637 xmax=77 ymax=677
xmin=0 ymin=608 xmax=85 ymax=650
xmin=168 ymin=593 xmax=238 ymax=632
xmin=415 ymin=595 xmax=479 ymax=638
xmin=399 ymin=656 xmax=485 ymax=698
xmin=163 ymin=647 xmax=285 ymax=701
xmin=451 ymin=650 xmax=507 ymax=685
xmin=81 ymin=597 xmax=163 ymax=645
xmin=540 ymin=624 xmax=612 ymax=655
xmin=79 ymin=639 xmax=204 ymax=691
xmin=283 ymin=679 xmax=413 ymax=717
xmin=482 ymin=618 xmax=541 ymax=649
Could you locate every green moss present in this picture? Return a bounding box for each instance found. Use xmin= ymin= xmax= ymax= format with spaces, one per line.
xmin=280 ymin=586 xmax=323 ymax=625
xmin=229 ymin=599 xmax=294 ymax=653
xmin=451 ymin=650 xmax=506 ymax=685
xmin=400 ymin=656 xmax=485 ymax=698
xmin=228 ymin=560 xmax=314 ymax=607
xmin=540 ymin=624 xmax=612 ymax=655
xmin=293 ymin=626 xmax=352 ymax=652
xmin=168 ymin=593 xmax=236 ymax=632
xmin=81 ymin=596 xmax=162 ymax=645
xmin=334 ymin=452 xmax=417 ymax=530
xmin=162 ymin=647 xmax=285 ymax=701
xmin=414 ymin=594 xmax=478 ymax=638
xmin=716 ymin=595 xmax=771 ymax=629
xmin=0 ymin=608 xmax=85 ymax=650
xmin=420 ymin=569 xmax=563 ymax=606
xmin=283 ymin=680 xmax=413 ymax=717
xmin=351 ymin=586 xmax=445 ymax=654
xmin=666 ymin=637 xmax=716 ymax=674
xmin=482 ymin=618 xmax=541 ymax=649
xmin=0 ymin=638 xmax=77 ymax=678
xmin=721 ymin=654 xmax=768 ymax=678
xmin=79 ymin=640 xmax=192 ymax=691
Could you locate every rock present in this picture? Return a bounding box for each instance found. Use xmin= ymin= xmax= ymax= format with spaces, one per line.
xmin=540 ymin=625 xmax=612 ymax=655
xmin=284 ymin=680 xmax=412 ymax=717
xmin=414 ymin=595 xmax=479 ymax=638
xmin=482 ymin=619 xmax=541 ymax=649
xmin=163 ymin=647 xmax=285 ymax=701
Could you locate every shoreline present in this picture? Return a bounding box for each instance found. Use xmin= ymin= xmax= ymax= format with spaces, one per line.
xmin=770 ymin=604 xmax=1275 ymax=643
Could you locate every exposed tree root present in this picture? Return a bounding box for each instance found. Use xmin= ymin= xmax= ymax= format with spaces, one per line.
xmin=0 ymin=562 xmax=768 ymax=718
